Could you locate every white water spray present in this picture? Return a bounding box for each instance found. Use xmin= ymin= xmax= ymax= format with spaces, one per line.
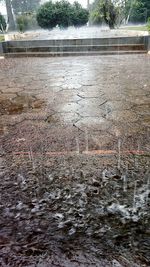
xmin=29 ymin=147 xmax=35 ymax=170
xmin=133 ymin=180 xmax=137 ymax=211
xmin=117 ymin=138 xmax=121 ymax=169
xmin=85 ymin=128 xmax=89 ymax=152
xmin=122 ymin=174 xmax=127 ymax=192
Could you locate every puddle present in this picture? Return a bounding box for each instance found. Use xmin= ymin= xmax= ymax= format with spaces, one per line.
xmin=0 ymin=95 xmax=45 ymax=115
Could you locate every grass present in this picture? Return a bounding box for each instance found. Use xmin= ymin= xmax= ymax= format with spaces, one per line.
xmin=0 ymin=35 xmax=4 ymax=42
xmin=122 ymin=25 xmax=148 ymax=31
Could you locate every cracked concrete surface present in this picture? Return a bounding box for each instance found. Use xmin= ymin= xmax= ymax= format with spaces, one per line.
xmin=0 ymin=55 xmax=150 ymax=267
xmin=0 ymin=55 xmax=150 ymax=154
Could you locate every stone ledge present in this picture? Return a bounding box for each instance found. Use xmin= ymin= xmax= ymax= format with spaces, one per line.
xmin=0 ymin=42 xmax=3 ymax=53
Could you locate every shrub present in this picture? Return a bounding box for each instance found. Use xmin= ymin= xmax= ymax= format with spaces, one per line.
xmin=16 ymin=13 xmax=38 ymax=32
xmin=36 ymin=0 xmax=89 ymax=29
xmin=0 ymin=13 xmax=7 ymax=32
xmin=36 ymin=1 xmax=58 ymax=29
xmin=71 ymin=2 xmax=89 ymax=27
xmin=55 ymin=1 xmax=74 ymax=28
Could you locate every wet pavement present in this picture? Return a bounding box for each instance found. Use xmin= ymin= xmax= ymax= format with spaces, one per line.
xmin=0 ymin=54 xmax=150 ymax=151
xmin=0 ymin=54 xmax=150 ymax=266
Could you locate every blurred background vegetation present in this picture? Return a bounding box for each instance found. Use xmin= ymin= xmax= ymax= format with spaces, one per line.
xmin=0 ymin=0 xmax=149 ymax=32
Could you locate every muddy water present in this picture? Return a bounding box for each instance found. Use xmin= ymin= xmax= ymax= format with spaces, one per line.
xmin=0 ymin=95 xmax=45 ymax=115
xmin=0 ymin=55 xmax=150 ymax=266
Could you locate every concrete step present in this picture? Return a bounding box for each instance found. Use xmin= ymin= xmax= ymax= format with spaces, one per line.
xmin=4 ymin=50 xmax=147 ymax=58
xmin=5 ymin=36 xmax=146 ymax=48
xmin=6 ymin=44 xmax=145 ymax=53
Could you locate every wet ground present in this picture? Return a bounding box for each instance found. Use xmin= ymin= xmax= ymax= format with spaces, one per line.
xmin=0 ymin=54 xmax=150 ymax=266
xmin=7 ymin=26 xmax=148 ymax=41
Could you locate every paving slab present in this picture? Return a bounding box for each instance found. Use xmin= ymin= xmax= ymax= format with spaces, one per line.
xmin=0 ymin=54 xmax=149 ymax=152
xmin=0 ymin=54 xmax=150 ymax=267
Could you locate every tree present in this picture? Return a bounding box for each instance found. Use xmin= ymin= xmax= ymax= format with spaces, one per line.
xmin=89 ymin=0 xmax=103 ymax=25
xmin=147 ymin=17 xmax=150 ymax=32
xmin=102 ymin=0 xmax=117 ymax=28
xmin=122 ymin=0 xmax=150 ymax=23
xmin=90 ymin=0 xmax=122 ymax=29
xmin=0 ymin=0 xmax=41 ymax=31
xmin=5 ymin=0 xmax=16 ymax=31
xmin=11 ymin=0 xmax=41 ymax=15
xmin=128 ymin=0 xmax=150 ymax=23
xmin=36 ymin=0 xmax=89 ymax=29
xmin=0 ymin=0 xmax=16 ymax=31
xmin=90 ymin=0 xmax=150 ymax=27
xmin=0 ymin=12 xmax=6 ymax=32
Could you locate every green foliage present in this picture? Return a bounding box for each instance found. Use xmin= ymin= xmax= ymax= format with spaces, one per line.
xmin=147 ymin=17 xmax=150 ymax=32
xmin=90 ymin=0 xmax=150 ymax=27
xmin=0 ymin=13 xmax=6 ymax=32
xmin=90 ymin=0 xmax=120 ymax=29
xmin=54 ymin=0 xmax=73 ymax=28
xmin=16 ymin=15 xmax=28 ymax=32
xmin=16 ymin=13 xmax=37 ymax=32
xmin=126 ymin=0 xmax=150 ymax=23
xmin=36 ymin=1 xmax=58 ymax=29
xmin=36 ymin=0 xmax=89 ymax=29
xmin=71 ymin=2 xmax=89 ymax=27
xmin=11 ymin=0 xmax=41 ymax=15
xmin=90 ymin=10 xmax=103 ymax=25
xmin=0 ymin=35 xmax=4 ymax=42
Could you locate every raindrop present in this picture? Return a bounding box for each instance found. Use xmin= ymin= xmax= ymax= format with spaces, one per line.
xmin=122 ymin=174 xmax=127 ymax=192
xmin=133 ymin=180 xmax=137 ymax=212
xmin=76 ymin=137 xmax=80 ymax=154
xmin=117 ymin=138 xmax=121 ymax=169
xmin=85 ymin=128 xmax=89 ymax=152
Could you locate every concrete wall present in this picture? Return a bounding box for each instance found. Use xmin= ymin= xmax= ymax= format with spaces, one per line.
xmin=4 ymin=36 xmax=146 ymax=49
xmin=0 ymin=42 xmax=3 ymax=54
xmin=0 ymin=36 xmax=149 ymax=54
xmin=148 ymin=35 xmax=150 ymax=52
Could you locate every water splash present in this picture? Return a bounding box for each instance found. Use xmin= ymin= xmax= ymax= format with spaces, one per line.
xmin=132 ymin=179 xmax=149 ymax=213
xmin=134 ymin=157 xmax=139 ymax=169
xmin=133 ymin=180 xmax=137 ymax=212
xmin=146 ymin=177 xmax=150 ymax=206
xmin=17 ymin=174 xmax=27 ymax=190
xmin=122 ymin=174 xmax=127 ymax=192
xmin=28 ymin=147 xmax=35 ymax=170
xmin=102 ymin=169 xmax=109 ymax=185
xmin=134 ymin=141 xmax=140 ymax=169
xmin=76 ymin=137 xmax=80 ymax=154
xmin=85 ymin=128 xmax=89 ymax=152
xmin=117 ymin=138 xmax=121 ymax=169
